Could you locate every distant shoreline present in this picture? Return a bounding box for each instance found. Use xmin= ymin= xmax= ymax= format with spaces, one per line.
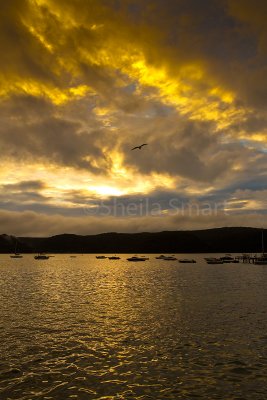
xmin=1 ymin=227 xmax=266 ymax=254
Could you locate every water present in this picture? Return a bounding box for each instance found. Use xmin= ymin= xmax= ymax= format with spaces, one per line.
xmin=0 ymin=254 xmax=267 ymax=399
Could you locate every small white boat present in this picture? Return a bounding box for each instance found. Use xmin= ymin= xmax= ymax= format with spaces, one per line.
xmin=127 ymin=256 xmax=149 ymax=262
xmin=179 ymin=259 xmax=196 ymax=263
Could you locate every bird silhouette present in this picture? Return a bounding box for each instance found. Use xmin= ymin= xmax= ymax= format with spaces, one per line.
xmin=131 ymin=143 xmax=148 ymax=151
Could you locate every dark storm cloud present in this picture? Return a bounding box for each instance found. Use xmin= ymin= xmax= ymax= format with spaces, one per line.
xmin=1 ymin=117 xmax=106 ymax=171
xmin=0 ymin=180 xmax=50 ymax=211
xmin=0 ymin=2 xmax=59 ymax=85
xmin=121 ymin=117 xmax=244 ymax=182
xmin=0 ymin=96 xmax=115 ymax=173
xmin=3 ymin=180 xmax=46 ymax=191
xmin=108 ymin=0 xmax=267 ymax=110
xmin=0 ymin=200 xmax=86 ymax=216
xmin=1 ymin=0 xmax=267 ymax=111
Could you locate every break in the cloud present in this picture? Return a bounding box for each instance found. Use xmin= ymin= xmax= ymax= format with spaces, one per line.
xmin=0 ymin=0 xmax=267 ymax=235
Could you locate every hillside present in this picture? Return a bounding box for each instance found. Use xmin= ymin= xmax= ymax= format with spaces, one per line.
xmin=0 ymin=227 xmax=265 ymax=253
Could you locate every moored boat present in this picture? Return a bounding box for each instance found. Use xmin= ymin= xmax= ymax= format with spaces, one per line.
xmin=10 ymin=240 xmax=23 ymax=258
xmin=179 ymin=259 xmax=196 ymax=263
xmin=254 ymin=256 xmax=267 ymax=265
xmin=10 ymin=253 xmax=23 ymax=258
xmin=254 ymin=230 xmax=267 ymax=264
xmin=156 ymin=255 xmax=177 ymax=260
xmin=127 ymin=256 xmax=149 ymax=262
xmin=220 ymin=255 xmax=239 ymax=263
xmin=34 ymin=254 xmax=49 ymax=260
xmin=108 ymin=256 xmax=121 ymax=260
xmin=96 ymin=255 xmax=107 ymax=259
xmin=205 ymin=258 xmax=224 ymax=264
xmin=162 ymin=256 xmax=177 ymax=261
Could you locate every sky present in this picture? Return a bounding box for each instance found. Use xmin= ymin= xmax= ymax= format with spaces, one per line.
xmin=1 ymin=0 xmax=267 ymax=236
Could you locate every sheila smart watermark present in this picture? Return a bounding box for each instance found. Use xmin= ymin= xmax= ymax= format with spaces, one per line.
xmin=84 ymin=198 xmax=229 ymax=217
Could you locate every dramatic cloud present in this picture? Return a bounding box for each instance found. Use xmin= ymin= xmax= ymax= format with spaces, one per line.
xmin=0 ymin=0 xmax=267 ymax=235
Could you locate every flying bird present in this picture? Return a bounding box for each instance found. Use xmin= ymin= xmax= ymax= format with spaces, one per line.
xmin=131 ymin=143 xmax=148 ymax=151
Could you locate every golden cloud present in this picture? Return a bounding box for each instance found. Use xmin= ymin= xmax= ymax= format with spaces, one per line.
xmin=1 ymin=0 xmax=267 ymax=235
xmin=0 ymin=0 xmax=250 ymax=130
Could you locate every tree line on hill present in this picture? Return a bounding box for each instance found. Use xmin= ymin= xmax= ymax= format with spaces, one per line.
xmin=0 ymin=227 xmax=266 ymax=254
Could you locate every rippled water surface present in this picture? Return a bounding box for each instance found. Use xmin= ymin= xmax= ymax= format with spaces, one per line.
xmin=1 ymin=254 xmax=267 ymax=399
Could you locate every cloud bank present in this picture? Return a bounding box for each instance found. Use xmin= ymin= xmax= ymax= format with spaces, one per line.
xmin=1 ymin=0 xmax=267 ymax=235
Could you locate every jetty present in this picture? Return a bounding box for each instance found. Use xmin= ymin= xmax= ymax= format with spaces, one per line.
xmin=236 ymin=254 xmax=267 ymax=264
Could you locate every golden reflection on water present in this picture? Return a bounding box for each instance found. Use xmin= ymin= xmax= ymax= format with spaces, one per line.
xmin=0 ymin=254 xmax=267 ymax=399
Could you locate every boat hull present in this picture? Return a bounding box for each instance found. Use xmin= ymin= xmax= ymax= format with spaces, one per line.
xmin=34 ymin=256 xmax=49 ymax=260
xmin=254 ymin=259 xmax=267 ymax=265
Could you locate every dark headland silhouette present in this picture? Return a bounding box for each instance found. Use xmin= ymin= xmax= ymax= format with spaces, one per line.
xmin=0 ymin=227 xmax=266 ymax=254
